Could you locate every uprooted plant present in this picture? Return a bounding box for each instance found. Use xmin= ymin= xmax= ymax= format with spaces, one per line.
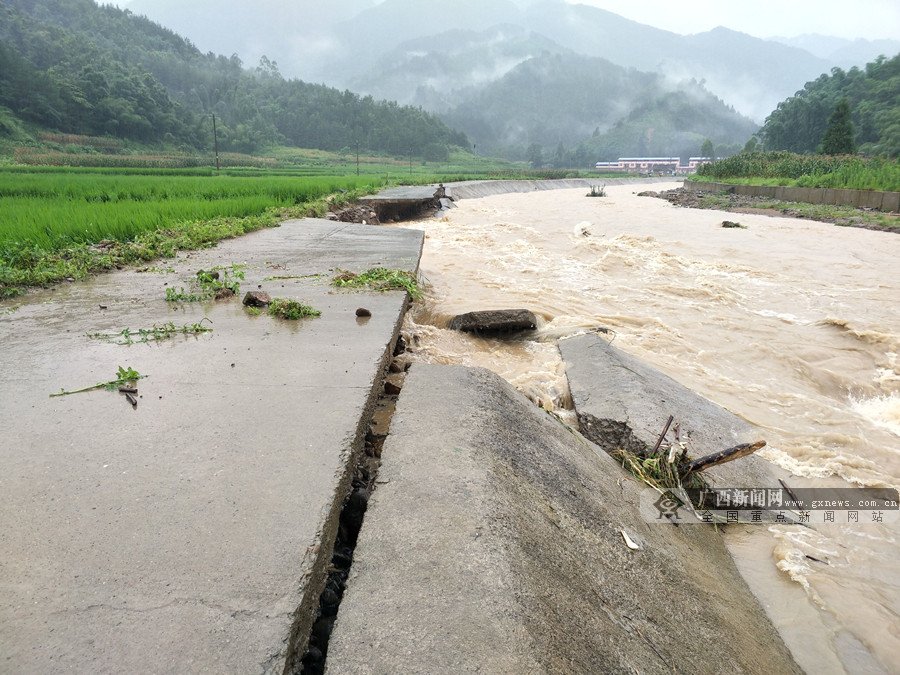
xmin=87 ymin=319 xmax=213 ymax=345
xmin=165 ymin=263 xmax=246 ymax=302
xmin=50 ymin=365 xmax=146 ymax=397
xmin=610 ymin=415 xmax=766 ymax=513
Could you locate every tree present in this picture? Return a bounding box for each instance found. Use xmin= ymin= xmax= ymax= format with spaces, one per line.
xmin=700 ymin=138 xmax=713 ymax=159
xmin=821 ymin=97 xmax=856 ymax=155
xmin=526 ymin=142 xmax=543 ymax=168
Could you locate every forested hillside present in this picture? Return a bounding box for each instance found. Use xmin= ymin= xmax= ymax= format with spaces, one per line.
xmin=758 ymin=54 xmax=900 ymax=157
xmin=0 ymin=0 xmax=468 ymax=156
xmin=440 ymin=53 xmax=758 ymax=162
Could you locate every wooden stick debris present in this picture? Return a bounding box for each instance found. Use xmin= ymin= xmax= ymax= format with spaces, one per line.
xmin=679 ymin=440 xmax=766 ymax=476
xmin=652 ymin=415 xmax=674 ymax=455
xmin=779 ymin=478 xmax=801 ymax=506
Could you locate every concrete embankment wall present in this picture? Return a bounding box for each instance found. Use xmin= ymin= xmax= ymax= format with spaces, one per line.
xmin=686 ymin=179 xmax=900 ymax=213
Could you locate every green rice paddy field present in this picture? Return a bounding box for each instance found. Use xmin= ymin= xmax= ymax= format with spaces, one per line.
xmin=0 ymin=167 xmax=386 ymax=251
xmin=0 ymin=167 xmax=415 ymax=295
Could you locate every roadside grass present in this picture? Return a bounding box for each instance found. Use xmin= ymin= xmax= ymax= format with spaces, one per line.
xmin=0 ymin=169 xmax=394 ymax=297
xmin=1 ymin=209 xmax=282 ymax=297
xmin=267 ymin=298 xmax=321 ymax=319
xmin=332 ymin=267 xmax=422 ymax=299
xmin=696 ymin=192 xmax=900 ymax=230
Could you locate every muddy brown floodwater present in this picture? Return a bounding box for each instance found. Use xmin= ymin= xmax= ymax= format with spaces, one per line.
xmin=395 ymin=182 xmax=900 ymax=675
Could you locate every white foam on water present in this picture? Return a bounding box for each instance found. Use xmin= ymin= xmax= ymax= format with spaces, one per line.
xmin=851 ymin=392 xmax=900 ymax=438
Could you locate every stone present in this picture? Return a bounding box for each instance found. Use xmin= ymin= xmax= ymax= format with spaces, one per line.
xmin=213 ymin=287 xmax=235 ymax=300
xmin=448 ymin=309 xmax=538 ymax=334
xmin=242 ymin=290 xmax=271 ymax=307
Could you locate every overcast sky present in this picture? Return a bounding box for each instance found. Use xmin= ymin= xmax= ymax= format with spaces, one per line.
xmin=572 ymin=0 xmax=900 ymax=41
xmin=113 ymin=0 xmax=900 ymax=42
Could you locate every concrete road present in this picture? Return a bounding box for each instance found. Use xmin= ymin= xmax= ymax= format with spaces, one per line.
xmin=0 ymin=219 xmax=422 ymax=673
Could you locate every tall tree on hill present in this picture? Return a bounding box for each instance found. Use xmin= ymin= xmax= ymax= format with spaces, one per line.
xmin=700 ymin=138 xmax=713 ymax=159
xmin=821 ymin=97 xmax=857 ymax=155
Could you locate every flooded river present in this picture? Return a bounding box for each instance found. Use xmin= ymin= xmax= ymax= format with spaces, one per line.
xmin=398 ymin=182 xmax=900 ymax=674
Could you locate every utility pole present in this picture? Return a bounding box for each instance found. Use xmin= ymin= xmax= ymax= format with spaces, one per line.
xmin=356 ymin=140 xmax=360 ymax=176
xmin=473 ymin=143 xmax=477 ymax=177
xmin=212 ymin=114 xmax=220 ymax=171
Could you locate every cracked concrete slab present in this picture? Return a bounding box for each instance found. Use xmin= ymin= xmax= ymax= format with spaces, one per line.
xmin=559 ymin=333 xmax=784 ymax=489
xmin=326 ymin=364 xmax=801 ymax=674
xmin=0 ymin=218 xmax=423 ymax=673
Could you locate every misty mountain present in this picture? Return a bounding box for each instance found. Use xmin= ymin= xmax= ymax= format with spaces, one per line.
xmin=127 ymin=0 xmax=846 ymax=124
xmin=0 ymin=0 xmax=468 ymax=155
xmin=346 ymin=25 xmax=570 ymax=112
xmin=770 ymin=33 xmax=900 ymax=70
xmin=437 ymin=52 xmax=758 ymax=159
xmin=124 ymin=0 xmax=378 ymax=84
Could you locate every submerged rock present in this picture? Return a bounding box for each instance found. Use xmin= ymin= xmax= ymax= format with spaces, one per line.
xmin=448 ymin=309 xmax=538 ymax=334
xmin=242 ymin=290 xmax=271 ymax=307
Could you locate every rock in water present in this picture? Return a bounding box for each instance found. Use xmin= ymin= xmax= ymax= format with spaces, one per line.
xmin=242 ymin=290 xmax=271 ymax=307
xmin=448 ymin=309 xmax=538 ymax=334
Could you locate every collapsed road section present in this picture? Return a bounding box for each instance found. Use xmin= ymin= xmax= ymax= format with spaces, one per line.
xmin=326 ymin=364 xmax=802 ymax=673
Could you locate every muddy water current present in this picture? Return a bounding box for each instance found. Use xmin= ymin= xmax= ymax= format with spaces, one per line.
xmin=397 ymin=182 xmax=900 ymax=674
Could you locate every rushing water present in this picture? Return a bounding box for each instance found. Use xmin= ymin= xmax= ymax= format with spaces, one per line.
xmin=397 ymin=182 xmax=900 ymax=674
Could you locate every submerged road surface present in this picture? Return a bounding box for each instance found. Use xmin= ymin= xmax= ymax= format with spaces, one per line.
xmin=0 ymin=219 xmax=422 ymax=672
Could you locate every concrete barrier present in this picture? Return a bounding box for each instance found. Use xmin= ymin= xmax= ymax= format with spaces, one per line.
xmin=685 ymin=180 xmax=900 ymax=212
xmin=884 ymin=191 xmax=900 ymax=212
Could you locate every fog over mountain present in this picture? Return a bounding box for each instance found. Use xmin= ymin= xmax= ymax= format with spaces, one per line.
xmin=769 ymin=34 xmax=900 ymax=69
xmin=126 ymin=0 xmax=897 ymax=126
xmin=113 ymin=0 xmax=899 ymax=159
